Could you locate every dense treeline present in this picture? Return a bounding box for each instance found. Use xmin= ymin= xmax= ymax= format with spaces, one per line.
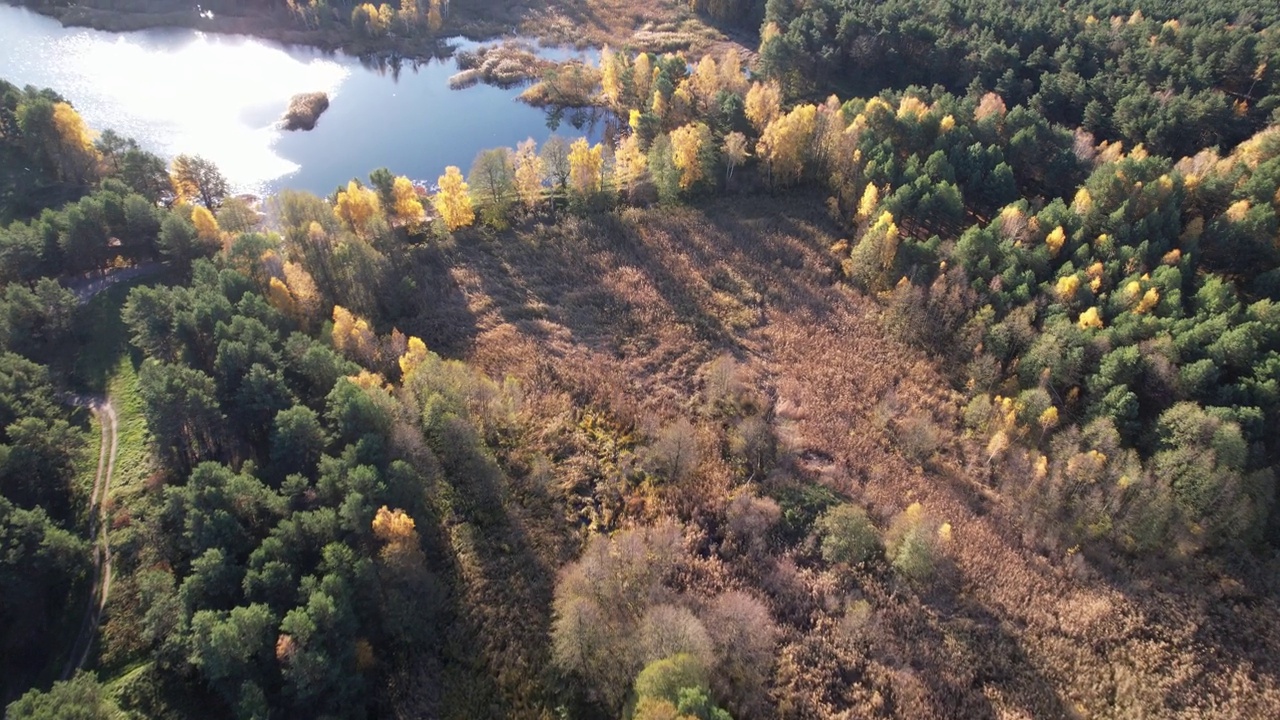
xmin=0 ymin=352 xmax=90 ymax=701
xmin=836 ymin=98 xmax=1280 ymax=552
xmin=2 ymin=80 xmax=102 ymax=222
xmin=755 ymin=0 xmax=1280 ymax=158
xmin=3 ymin=83 xmax=557 ymax=714
xmin=15 ymin=0 xmax=457 ymax=41
xmin=0 ymin=79 xmax=153 ymax=703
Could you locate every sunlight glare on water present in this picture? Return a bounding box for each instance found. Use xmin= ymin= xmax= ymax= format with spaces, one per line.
xmin=3 ymin=17 xmax=348 ymax=195
xmin=56 ymin=33 xmax=349 ymax=194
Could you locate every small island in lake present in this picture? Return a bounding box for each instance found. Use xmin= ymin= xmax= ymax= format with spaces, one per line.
xmin=280 ymin=91 xmax=329 ymax=131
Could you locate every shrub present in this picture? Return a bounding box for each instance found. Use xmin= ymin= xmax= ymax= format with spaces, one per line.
xmin=647 ymin=418 xmax=701 ymax=484
xmin=771 ymin=483 xmax=842 ymax=544
xmin=638 ymin=605 xmax=714 ymax=667
xmin=729 ymin=415 xmax=775 ymax=480
xmin=722 ymin=492 xmax=781 ymax=558
xmin=895 ymin=410 xmax=944 ymax=462
xmin=885 ymin=503 xmax=938 ymax=583
xmin=551 ymin=522 xmax=685 ymax=709
xmin=815 ymin=504 xmax=880 ymax=565
xmin=634 ymin=653 xmax=708 ymax=706
xmin=702 ymin=591 xmax=778 ymax=718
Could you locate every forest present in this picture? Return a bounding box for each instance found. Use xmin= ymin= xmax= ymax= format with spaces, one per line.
xmin=3 ymin=0 xmax=1280 ymax=718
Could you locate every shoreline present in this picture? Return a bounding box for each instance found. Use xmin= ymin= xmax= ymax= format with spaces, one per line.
xmin=2 ymin=1 xmax=744 ymax=64
xmin=4 ymin=2 xmax=513 ymax=62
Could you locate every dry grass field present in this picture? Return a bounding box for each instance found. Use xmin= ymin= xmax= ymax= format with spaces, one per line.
xmin=454 ymin=0 xmax=730 ymax=52
xmin=398 ymin=194 xmax=1280 ymax=719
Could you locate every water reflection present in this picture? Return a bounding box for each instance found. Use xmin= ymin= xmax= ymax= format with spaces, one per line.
xmin=0 ymin=5 xmax=602 ymax=196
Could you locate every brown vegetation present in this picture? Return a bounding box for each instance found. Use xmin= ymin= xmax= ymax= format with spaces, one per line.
xmin=43 ymin=0 xmax=734 ymax=60
xmin=453 ymin=42 xmax=551 ymax=88
xmin=280 ymin=91 xmax=330 ymax=131
xmin=498 ymin=0 xmax=724 ymax=52
xmin=402 ymin=192 xmax=1280 ymax=718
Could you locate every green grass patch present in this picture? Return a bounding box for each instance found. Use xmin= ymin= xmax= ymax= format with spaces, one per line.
xmin=70 ymin=408 xmax=103 ymax=524
xmin=107 ymin=357 xmax=154 ymax=499
xmin=66 ymin=271 xmax=171 ymax=496
xmin=70 ymin=268 xmax=178 ymax=395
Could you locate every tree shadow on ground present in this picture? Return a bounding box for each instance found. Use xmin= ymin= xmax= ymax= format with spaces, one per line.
xmin=1079 ymin=546 xmax=1280 ymax=714
xmin=402 ymin=243 xmax=482 ymax=357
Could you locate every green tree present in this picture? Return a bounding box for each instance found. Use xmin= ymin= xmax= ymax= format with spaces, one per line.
xmin=634 ymin=653 xmax=707 ymax=706
xmin=119 ymin=147 xmax=175 ymax=205
xmin=469 ymin=148 xmax=516 ymax=226
xmin=0 ymin=279 xmax=77 ymax=361
xmin=138 ymin=359 xmax=225 ymax=473
xmin=158 ymin=213 xmax=218 ymax=275
xmin=815 ymin=504 xmax=880 ymax=565
xmin=171 ymin=154 xmax=230 ymax=209
xmin=6 ymin=671 xmax=124 ymax=720
xmin=271 ymin=405 xmax=328 ymax=480
xmin=1153 ymin=402 xmax=1261 ymax=542
xmin=189 ymin=603 xmax=277 ymax=701
xmin=0 ymin=499 xmax=90 ymax=701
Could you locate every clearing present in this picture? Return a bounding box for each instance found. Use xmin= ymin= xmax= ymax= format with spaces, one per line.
xmin=407 ymin=193 xmax=1280 ymax=717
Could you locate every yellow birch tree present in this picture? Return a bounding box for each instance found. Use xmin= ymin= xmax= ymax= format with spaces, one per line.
xmin=568 ymin=138 xmax=604 ymax=198
xmin=722 ymin=131 xmax=749 ymax=183
xmin=433 ymin=165 xmax=475 ymax=230
xmin=745 ymin=80 xmax=782 ymax=132
xmin=600 ymin=45 xmax=623 ymax=108
xmin=670 ymin=122 xmax=711 ymax=191
xmin=513 ymin=138 xmax=544 ymax=209
xmin=688 ymin=55 xmax=721 ymax=114
xmin=390 ymin=176 xmax=425 ymax=227
xmin=758 ymin=104 xmax=817 ymax=186
xmin=334 ymin=180 xmax=382 ymax=237
xmin=632 ymin=52 xmax=653 ymax=109
xmin=191 ymin=205 xmax=221 ymax=242
xmin=614 ymin=133 xmax=648 ymax=196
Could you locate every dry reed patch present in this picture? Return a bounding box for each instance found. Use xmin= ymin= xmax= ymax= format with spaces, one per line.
xmin=502 ymin=0 xmax=723 ymax=51
xmin=420 ymin=194 xmax=1280 ymax=719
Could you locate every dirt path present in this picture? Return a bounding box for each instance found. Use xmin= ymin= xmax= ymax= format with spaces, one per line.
xmin=61 ymin=397 xmax=118 ymax=680
xmin=64 ymin=262 xmax=163 ymax=304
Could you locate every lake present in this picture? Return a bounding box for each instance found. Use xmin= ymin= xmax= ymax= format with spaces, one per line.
xmin=0 ymin=4 xmax=605 ymax=196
